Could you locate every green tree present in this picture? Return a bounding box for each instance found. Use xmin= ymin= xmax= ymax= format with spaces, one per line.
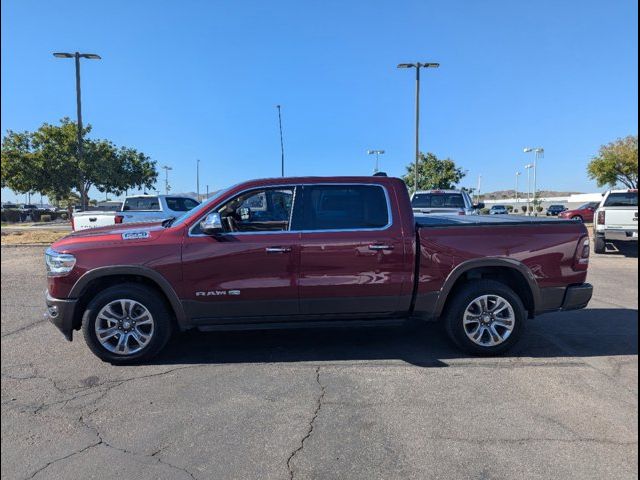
xmin=402 ymin=152 xmax=466 ymax=193
xmin=587 ymin=135 xmax=638 ymax=189
xmin=1 ymin=118 xmax=157 ymax=209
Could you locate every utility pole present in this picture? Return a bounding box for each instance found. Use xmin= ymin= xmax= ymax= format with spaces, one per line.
xmin=276 ymin=105 xmax=285 ymax=177
xmin=397 ymin=62 xmax=439 ymax=193
xmin=196 ymin=159 xmax=200 ymax=201
xmin=162 ymin=165 xmax=172 ymax=195
xmin=515 ymin=172 xmax=521 ymax=210
xmin=53 ymin=51 xmax=101 ymax=209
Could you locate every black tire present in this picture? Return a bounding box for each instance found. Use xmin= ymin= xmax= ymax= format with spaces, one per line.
xmin=444 ymin=280 xmax=526 ymax=356
xmin=82 ymin=284 xmax=173 ymax=364
xmin=594 ymin=235 xmax=606 ymax=254
xmin=572 ymin=215 xmax=583 ymax=222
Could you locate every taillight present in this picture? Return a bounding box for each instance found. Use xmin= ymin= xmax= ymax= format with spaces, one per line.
xmin=115 ymin=215 xmax=124 ymax=224
xmin=458 ymin=211 xmax=466 ymax=216
xmin=597 ymin=210 xmax=606 ymax=225
xmin=574 ymin=237 xmax=590 ymax=270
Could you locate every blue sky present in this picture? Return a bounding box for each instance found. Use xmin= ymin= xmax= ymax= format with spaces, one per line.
xmin=1 ymin=0 xmax=638 ymax=202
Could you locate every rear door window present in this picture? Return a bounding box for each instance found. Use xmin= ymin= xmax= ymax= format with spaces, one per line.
xmin=296 ymin=185 xmax=389 ymax=231
xmin=122 ymin=197 xmax=161 ymax=211
xmin=604 ymin=192 xmax=638 ymax=207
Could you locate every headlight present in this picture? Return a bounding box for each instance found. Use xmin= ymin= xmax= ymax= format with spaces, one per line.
xmin=45 ymin=248 xmax=76 ymax=276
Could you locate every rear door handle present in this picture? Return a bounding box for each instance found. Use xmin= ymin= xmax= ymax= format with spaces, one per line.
xmin=368 ymin=244 xmax=393 ymax=251
xmin=265 ymin=246 xmax=292 ymax=253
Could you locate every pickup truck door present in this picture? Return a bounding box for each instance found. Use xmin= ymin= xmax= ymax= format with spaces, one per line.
xmin=296 ymin=184 xmax=409 ymax=315
xmin=181 ymin=186 xmax=300 ymax=321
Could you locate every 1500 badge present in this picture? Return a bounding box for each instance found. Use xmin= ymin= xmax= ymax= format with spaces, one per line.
xmin=196 ymin=290 xmax=241 ymax=297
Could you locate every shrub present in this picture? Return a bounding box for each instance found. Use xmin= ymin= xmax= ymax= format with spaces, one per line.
xmin=506 ymin=205 xmax=514 ymax=213
xmin=60 ymin=213 xmax=68 ymax=220
xmin=521 ymin=206 xmax=528 ymax=213
xmin=1 ymin=209 xmax=22 ymax=223
xmin=536 ymin=206 xmax=544 ymax=213
xmin=40 ymin=214 xmax=52 ymax=222
xmin=480 ymin=208 xmax=491 ymax=215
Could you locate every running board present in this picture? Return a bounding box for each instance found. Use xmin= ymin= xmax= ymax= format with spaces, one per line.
xmin=196 ymin=318 xmax=408 ymax=332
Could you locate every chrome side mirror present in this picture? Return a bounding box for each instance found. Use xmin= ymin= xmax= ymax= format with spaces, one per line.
xmin=200 ymin=212 xmax=223 ymax=234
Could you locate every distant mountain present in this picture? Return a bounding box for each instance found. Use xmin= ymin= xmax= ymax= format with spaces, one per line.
xmin=480 ymin=189 xmax=582 ymax=199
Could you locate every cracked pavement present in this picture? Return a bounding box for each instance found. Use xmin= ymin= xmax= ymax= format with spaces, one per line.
xmin=1 ymin=245 xmax=638 ymax=479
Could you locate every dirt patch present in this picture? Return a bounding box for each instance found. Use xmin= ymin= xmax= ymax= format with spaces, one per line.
xmin=0 ymin=229 xmax=69 ymax=245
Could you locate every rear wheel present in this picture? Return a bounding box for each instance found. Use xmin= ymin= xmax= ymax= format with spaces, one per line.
xmin=594 ymin=235 xmax=606 ymax=254
xmin=82 ymin=284 xmax=173 ymax=364
xmin=444 ymin=280 xmax=526 ymax=356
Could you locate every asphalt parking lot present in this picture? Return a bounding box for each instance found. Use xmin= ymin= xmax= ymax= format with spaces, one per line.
xmin=1 ymin=245 xmax=637 ymax=480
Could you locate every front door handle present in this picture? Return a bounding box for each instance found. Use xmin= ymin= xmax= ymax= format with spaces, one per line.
xmin=265 ymin=246 xmax=292 ymax=253
xmin=368 ymin=244 xmax=393 ymax=251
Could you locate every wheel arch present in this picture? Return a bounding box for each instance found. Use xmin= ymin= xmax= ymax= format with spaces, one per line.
xmin=435 ymin=258 xmax=540 ymax=319
xmin=69 ymin=266 xmax=187 ymax=332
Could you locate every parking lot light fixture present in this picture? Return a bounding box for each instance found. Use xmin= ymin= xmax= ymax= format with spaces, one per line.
xmin=366 ymin=149 xmax=385 ymax=173
xmin=515 ymin=172 xmax=521 ymax=208
xmin=52 ymin=51 xmax=101 ymax=209
xmin=525 ymin=164 xmax=534 ymax=215
xmin=524 ymin=147 xmax=544 ymax=213
xmin=397 ymin=62 xmax=440 ymax=193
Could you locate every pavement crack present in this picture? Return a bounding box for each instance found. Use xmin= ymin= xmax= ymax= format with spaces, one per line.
xmin=1 ymin=319 xmax=47 ymax=339
xmin=286 ymin=366 xmax=326 ymax=480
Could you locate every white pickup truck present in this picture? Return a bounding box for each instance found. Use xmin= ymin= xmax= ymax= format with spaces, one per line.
xmin=72 ymin=195 xmax=200 ymax=231
xmin=593 ymin=189 xmax=638 ymax=253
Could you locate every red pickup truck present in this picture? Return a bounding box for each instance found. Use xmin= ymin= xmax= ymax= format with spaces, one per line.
xmin=45 ymin=176 xmax=593 ymax=364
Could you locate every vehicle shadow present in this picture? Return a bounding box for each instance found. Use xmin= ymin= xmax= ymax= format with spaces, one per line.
xmin=151 ymin=308 xmax=638 ymax=368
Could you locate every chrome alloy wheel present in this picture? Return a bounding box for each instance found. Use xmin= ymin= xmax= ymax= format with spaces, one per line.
xmin=95 ymin=299 xmax=155 ymax=355
xmin=463 ymin=294 xmax=515 ymax=347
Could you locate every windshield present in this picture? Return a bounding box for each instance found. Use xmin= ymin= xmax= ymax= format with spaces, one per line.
xmin=412 ymin=193 xmax=465 ymax=209
xmin=170 ymin=187 xmax=233 ymax=227
xmin=604 ymin=192 xmax=638 ymax=207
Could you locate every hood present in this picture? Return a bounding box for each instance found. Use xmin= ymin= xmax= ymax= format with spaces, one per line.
xmin=51 ymin=221 xmax=167 ymax=251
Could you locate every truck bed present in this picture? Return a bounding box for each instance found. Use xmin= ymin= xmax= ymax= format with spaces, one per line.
xmin=415 ymin=214 xmax=572 ymax=227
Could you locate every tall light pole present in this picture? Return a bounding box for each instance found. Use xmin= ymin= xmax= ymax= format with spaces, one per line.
xmin=397 ymin=62 xmax=439 ymax=193
xmin=162 ymin=165 xmax=172 ymax=194
xmin=366 ymin=149 xmax=385 ymax=173
xmin=515 ymin=171 xmax=521 ymax=210
xmin=525 ymin=164 xmax=533 ymax=215
xmin=276 ymin=105 xmax=285 ymax=177
xmin=476 ymin=175 xmax=482 ymax=204
xmin=196 ymin=159 xmax=200 ymax=201
xmin=53 ymin=52 xmax=101 ymax=209
xmin=524 ymin=147 xmax=544 ymax=211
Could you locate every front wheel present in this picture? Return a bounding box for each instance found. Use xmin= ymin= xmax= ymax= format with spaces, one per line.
xmin=444 ymin=280 xmax=526 ymax=356
xmin=572 ymin=215 xmax=583 ymax=222
xmin=82 ymin=284 xmax=173 ymax=364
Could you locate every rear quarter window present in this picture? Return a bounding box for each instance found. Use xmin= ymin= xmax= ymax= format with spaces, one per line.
xmin=604 ymin=192 xmax=638 ymax=207
xmin=412 ymin=193 xmax=465 ymax=209
xmin=166 ymin=197 xmax=200 ymax=212
xmin=123 ymin=197 xmax=161 ymax=211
